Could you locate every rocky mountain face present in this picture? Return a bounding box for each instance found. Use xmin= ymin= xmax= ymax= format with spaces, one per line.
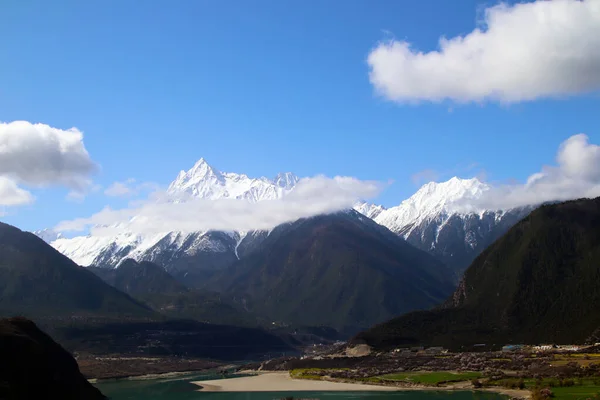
xmin=352 ymin=197 xmax=600 ymax=349
xmin=206 ymin=210 xmax=456 ymax=334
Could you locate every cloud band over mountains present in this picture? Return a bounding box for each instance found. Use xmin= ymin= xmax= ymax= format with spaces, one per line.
xmin=56 ymin=176 xmax=384 ymax=235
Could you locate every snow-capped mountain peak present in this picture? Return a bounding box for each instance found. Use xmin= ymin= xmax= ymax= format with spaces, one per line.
xmin=406 ymin=177 xmax=490 ymax=214
xmin=187 ymin=157 xmax=223 ymax=180
xmin=166 ymin=158 xmax=299 ymax=202
xmin=366 ymin=176 xmax=532 ymax=273
xmin=167 ymin=158 xmax=224 ymax=197
xmin=373 ymin=177 xmax=491 ymax=238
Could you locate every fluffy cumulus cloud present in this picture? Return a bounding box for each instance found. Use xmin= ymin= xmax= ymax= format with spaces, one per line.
xmin=0 ymin=121 xmax=97 ymax=207
xmin=104 ymin=179 xmax=160 ymax=198
xmin=0 ymin=121 xmax=96 ymax=188
xmin=368 ymin=0 xmax=600 ymax=103
xmin=56 ymin=175 xmax=382 ymax=235
xmin=455 ymin=134 xmax=600 ymax=211
xmin=0 ymin=177 xmax=34 ymax=207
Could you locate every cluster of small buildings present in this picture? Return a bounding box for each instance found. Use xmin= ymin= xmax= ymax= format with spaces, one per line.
xmin=502 ymin=344 xmax=582 ymax=353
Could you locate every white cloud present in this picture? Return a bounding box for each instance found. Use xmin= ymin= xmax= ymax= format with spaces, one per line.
xmin=454 ymin=134 xmax=600 ymax=211
xmin=0 ymin=176 xmax=34 ymax=206
xmin=0 ymin=121 xmax=97 ymax=189
xmin=104 ymin=179 xmax=159 ymax=198
xmin=368 ymin=0 xmax=600 ymax=104
xmin=55 ymin=175 xmax=382 ymax=235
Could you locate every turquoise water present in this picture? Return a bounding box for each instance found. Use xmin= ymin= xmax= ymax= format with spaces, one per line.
xmin=94 ymin=373 xmax=508 ymax=400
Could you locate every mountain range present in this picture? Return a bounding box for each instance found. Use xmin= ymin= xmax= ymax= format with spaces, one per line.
xmin=39 ymin=158 xmax=532 ymax=279
xmin=352 ymin=197 xmax=600 ymax=349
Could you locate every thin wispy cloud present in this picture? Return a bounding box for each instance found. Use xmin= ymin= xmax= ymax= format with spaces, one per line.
xmin=56 ymin=175 xmax=383 ymax=235
xmin=411 ymin=163 xmax=482 ymax=186
xmin=411 ymin=169 xmax=439 ymax=186
xmin=104 ymin=179 xmax=160 ymax=198
xmin=368 ymin=0 xmax=600 ymax=104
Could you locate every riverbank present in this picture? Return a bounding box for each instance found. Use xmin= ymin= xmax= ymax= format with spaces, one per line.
xmin=192 ymin=372 xmax=530 ymax=398
xmin=77 ymin=354 xmax=222 ymax=380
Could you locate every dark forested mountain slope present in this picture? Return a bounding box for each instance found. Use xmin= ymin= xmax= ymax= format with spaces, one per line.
xmin=0 ymin=222 xmax=154 ymax=319
xmin=353 ymin=197 xmax=600 ymax=349
xmin=88 ymin=259 xmax=189 ymax=295
xmin=89 ymin=259 xmax=264 ymax=327
xmin=208 ymin=210 xmax=456 ymax=334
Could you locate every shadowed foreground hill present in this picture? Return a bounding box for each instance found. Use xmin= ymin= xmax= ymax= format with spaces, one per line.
xmin=0 ymin=317 xmax=105 ymax=400
xmin=353 ymin=197 xmax=600 ymax=349
xmin=209 ymin=210 xmax=456 ymax=334
xmin=0 ymin=222 xmax=154 ymax=319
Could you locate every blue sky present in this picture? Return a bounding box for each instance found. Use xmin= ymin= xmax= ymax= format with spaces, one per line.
xmin=1 ymin=0 xmax=599 ymax=232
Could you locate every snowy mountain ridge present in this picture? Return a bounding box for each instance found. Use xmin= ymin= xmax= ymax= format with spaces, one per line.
xmin=374 ymin=177 xmax=492 ymax=238
xmin=368 ymin=177 xmax=530 ymax=273
xmin=166 ymin=158 xmax=299 ymax=202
